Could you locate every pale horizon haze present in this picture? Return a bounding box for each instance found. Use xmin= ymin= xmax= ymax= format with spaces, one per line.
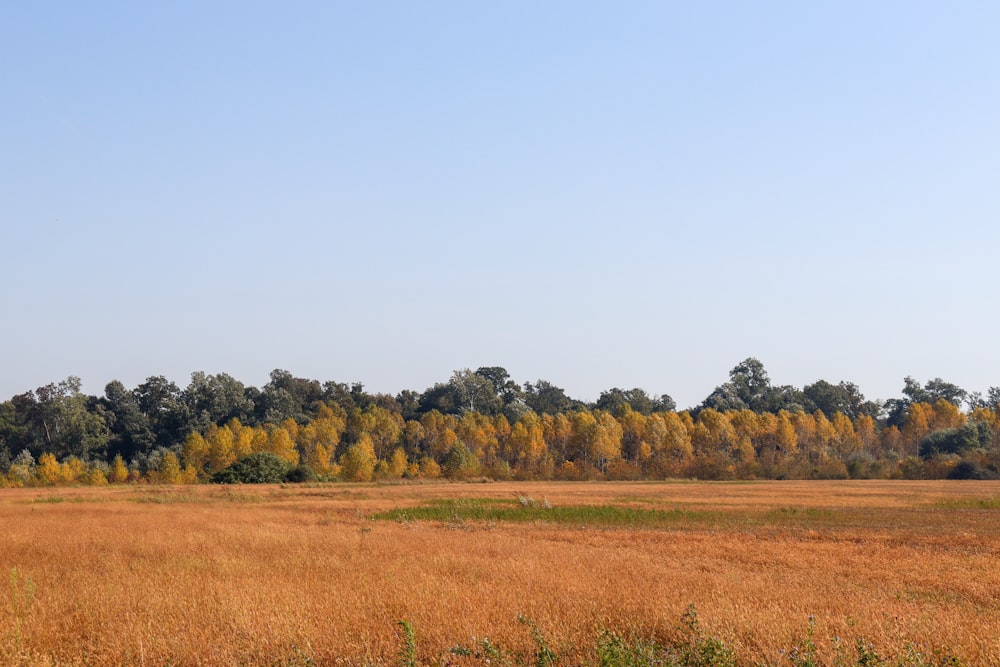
xmin=3 ymin=2 xmax=999 ymax=409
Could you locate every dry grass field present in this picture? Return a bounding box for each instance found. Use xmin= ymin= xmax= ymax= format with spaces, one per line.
xmin=0 ymin=480 xmax=998 ymax=666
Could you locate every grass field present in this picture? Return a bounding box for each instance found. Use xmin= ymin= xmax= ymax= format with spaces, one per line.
xmin=1 ymin=480 xmax=998 ymax=665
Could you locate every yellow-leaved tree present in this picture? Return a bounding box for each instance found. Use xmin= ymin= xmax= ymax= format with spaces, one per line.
xmin=60 ymin=457 xmax=87 ymax=484
xmin=831 ymin=412 xmax=861 ymax=457
xmin=542 ymin=412 xmax=573 ymax=463
xmin=855 ymin=414 xmax=879 ymax=455
xmin=340 ymin=435 xmax=376 ymax=482
xmin=109 ymin=454 xmax=130 ymax=484
xmin=590 ymin=411 xmax=623 ymax=473
xmin=690 ymin=409 xmax=735 ymax=456
xmin=618 ymin=407 xmax=647 ymax=462
xmin=206 ymin=424 xmax=236 ymax=474
xmin=228 ymin=418 xmax=255 ymax=459
xmin=182 ymin=431 xmax=210 ymax=477
xmin=388 ymin=447 xmax=408 ymax=478
xmin=660 ymin=412 xmax=694 ymax=475
xmin=365 ymin=406 xmax=403 ymax=461
xmin=268 ymin=426 xmax=300 ymax=466
xmin=507 ymin=413 xmax=548 ymax=479
xmin=930 ymin=398 xmax=964 ymax=431
xmin=88 ymin=466 xmax=108 ymax=486
xmin=419 ymin=456 xmax=441 ymax=478
xmin=900 ymin=403 xmax=932 ymax=456
xmin=159 ymin=451 xmax=183 ymax=484
xmin=296 ymin=405 xmax=345 ymax=475
xmin=774 ymin=410 xmax=798 ymax=464
xmin=37 ymin=453 xmax=61 ymax=486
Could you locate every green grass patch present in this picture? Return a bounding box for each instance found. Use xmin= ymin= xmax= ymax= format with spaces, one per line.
xmin=128 ymin=488 xmax=273 ymax=504
xmin=20 ymin=495 xmax=93 ymax=505
xmin=30 ymin=495 xmax=69 ymax=504
xmin=371 ymin=497 xmax=870 ymax=532
xmin=932 ymin=497 xmax=1000 ymax=510
xmin=372 ymin=497 xmax=725 ymax=528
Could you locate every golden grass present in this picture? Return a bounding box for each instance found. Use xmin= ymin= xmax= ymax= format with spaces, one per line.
xmin=0 ymin=480 xmax=998 ymax=665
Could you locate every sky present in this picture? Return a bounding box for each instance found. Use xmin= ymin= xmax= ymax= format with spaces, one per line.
xmin=3 ymin=2 xmax=999 ymax=409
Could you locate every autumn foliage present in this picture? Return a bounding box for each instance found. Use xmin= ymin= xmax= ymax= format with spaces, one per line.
xmin=2 ymin=365 xmax=998 ymax=487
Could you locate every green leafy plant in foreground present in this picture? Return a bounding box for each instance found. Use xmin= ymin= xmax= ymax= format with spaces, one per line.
xmin=393 ymin=607 xmax=967 ymax=667
xmin=398 ymin=620 xmax=417 ymax=667
xmin=676 ymin=604 xmax=737 ymax=667
xmin=517 ymin=614 xmax=557 ymax=667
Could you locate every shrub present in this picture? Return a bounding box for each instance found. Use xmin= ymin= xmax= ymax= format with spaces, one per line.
xmin=285 ymin=464 xmax=318 ymax=483
xmin=920 ymin=422 xmax=990 ymax=459
xmin=211 ymin=452 xmax=290 ymax=484
xmin=947 ymin=459 xmax=996 ymax=480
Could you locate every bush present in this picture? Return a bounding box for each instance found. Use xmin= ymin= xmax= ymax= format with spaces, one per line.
xmin=947 ymin=459 xmax=996 ymax=480
xmin=211 ymin=452 xmax=290 ymax=484
xmin=920 ymin=422 xmax=990 ymax=458
xmin=284 ymin=464 xmax=318 ymax=483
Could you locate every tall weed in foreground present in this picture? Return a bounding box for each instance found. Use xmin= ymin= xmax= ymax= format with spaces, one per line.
xmin=517 ymin=615 xmax=557 ymax=667
xmin=596 ymin=630 xmax=668 ymax=666
xmin=677 ymin=604 xmax=736 ymax=667
xmin=785 ymin=616 xmax=819 ymax=667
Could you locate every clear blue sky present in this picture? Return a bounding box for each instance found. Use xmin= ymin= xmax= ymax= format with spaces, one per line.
xmin=3 ymin=2 xmax=999 ymax=409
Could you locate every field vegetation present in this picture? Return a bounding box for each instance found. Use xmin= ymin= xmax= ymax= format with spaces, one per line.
xmin=1 ymin=480 xmax=997 ymax=665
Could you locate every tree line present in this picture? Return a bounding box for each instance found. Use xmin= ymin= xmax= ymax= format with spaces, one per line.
xmin=1 ymin=359 xmax=998 ymax=486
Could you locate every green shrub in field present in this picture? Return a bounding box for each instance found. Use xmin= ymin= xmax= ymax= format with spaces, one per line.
xmin=211 ymin=452 xmax=290 ymax=484
xmin=285 ymin=464 xmax=318 ymax=483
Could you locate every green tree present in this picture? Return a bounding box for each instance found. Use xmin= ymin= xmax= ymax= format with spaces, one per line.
xmin=700 ymin=358 xmax=805 ymax=414
xmin=803 ymin=380 xmax=871 ymax=420
xmin=14 ymin=378 xmax=109 ymax=460
xmin=102 ymin=380 xmax=154 ymax=460
xmin=920 ymin=422 xmax=990 ymax=458
xmin=523 ymin=379 xmax=579 ymax=415
xmin=474 ymin=366 xmax=522 ymax=406
xmin=135 ymin=376 xmax=192 ymax=447
xmin=449 ymin=369 xmax=501 ymax=414
xmin=182 ymin=372 xmax=253 ymax=432
xmin=443 ymin=442 xmax=479 ymax=479
xmin=254 ymin=369 xmax=323 ymax=424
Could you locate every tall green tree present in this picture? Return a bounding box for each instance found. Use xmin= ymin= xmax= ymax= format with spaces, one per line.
xmin=523 ymin=379 xmax=576 ymax=415
xmin=183 ymin=372 xmax=254 ymax=432
xmin=102 ymin=380 xmax=154 ymax=460
xmin=12 ymin=377 xmax=109 ymax=459
xmin=803 ymin=380 xmax=870 ymax=419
